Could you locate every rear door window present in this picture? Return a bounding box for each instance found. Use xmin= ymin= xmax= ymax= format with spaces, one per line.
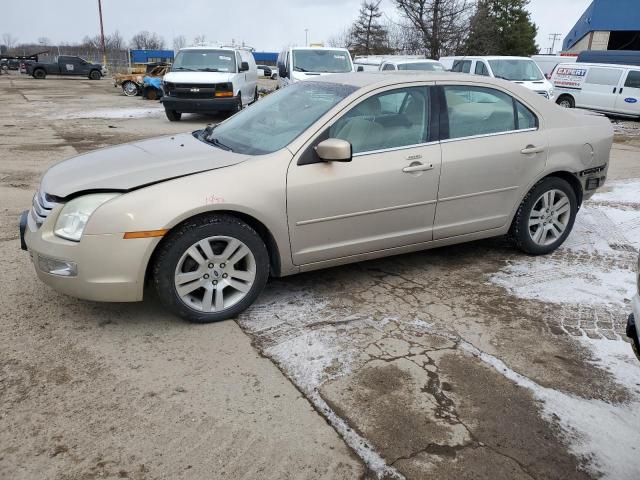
xmin=382 ymin=63 xmax=395 ymax=71
xmin=452 ymin=60 xmax=472 ymax=73
xmin=475 ymin=61 xmax=489 ymax=76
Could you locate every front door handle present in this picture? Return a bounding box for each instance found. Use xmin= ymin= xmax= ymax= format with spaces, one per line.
xmin=403 ymin=162 xmax=434 ymax=173
xmin=520 ymin=145 xmax=545 ymax=155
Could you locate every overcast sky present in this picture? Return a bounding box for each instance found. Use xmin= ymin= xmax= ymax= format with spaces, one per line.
xmin=1 ymin=0 xmax=593 ymax=53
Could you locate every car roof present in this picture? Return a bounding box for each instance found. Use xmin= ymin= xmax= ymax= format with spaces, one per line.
xmin=289 ymin=46 xmax=350 ymax=51
xmin=312 ymin=71 xmax=502 ymax=88
xmin=441 ymin=56 xmax=535 ymax=61
xmin=557 ymin=62 xmax=639 ymax=69
xmin=388 ymin=59 xmax=441 ymax=65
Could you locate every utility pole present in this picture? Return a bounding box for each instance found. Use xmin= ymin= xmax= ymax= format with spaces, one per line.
xmin=548 ymin=33 xmax=562 ymax=54
xmin=97 ymin=0 xmax=107 ymax=67
xmin=304 ymin=28 xmax=308 ymax=47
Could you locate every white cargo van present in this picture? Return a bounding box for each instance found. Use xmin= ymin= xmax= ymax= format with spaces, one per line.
xmin=162 ymin=45 xmax=258 ymax=121
xmin=276 ymin=46 xmax=353 ymax=88
xmin=439 ymin=56 xmax=555 ymax=99
xmin=551 ymin=62 xmax=640 ymax=118
xmin=531 ymin=54 xmax=577 ymax=79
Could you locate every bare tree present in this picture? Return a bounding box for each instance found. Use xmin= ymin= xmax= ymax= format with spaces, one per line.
xmin=327 ymin=27 xmax=355 ymax=49
xmin=350 ymin=1 xmax=391 ymax=55
xmin=394 ymin=0 xmax=473 ymax=58
xmin=2 ymin=33 xmax=18 ymax=50
xmin=193 ymin=34 xmax=207 ymax=45
xmin=107 ymin=31 xmax=125 ymax=50
xmin=37 ymin=37 xmax=50 ymax=47
xmin=130 ymin=31 xmax=165 ymax=49
xmin=173 ymin=35 xmax=187 ymax=51
xmin=385 ymin=18 xmax=424 ymax=54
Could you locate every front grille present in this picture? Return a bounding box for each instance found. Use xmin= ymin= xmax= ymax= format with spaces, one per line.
xmin=30 ymin=190 xmax=59 ymax=228
xmin=172 ymin=91 xmax=216 ymax=99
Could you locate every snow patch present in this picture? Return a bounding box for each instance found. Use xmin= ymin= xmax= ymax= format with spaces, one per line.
xmin=56 ymin=107 xmax=164 ymax=119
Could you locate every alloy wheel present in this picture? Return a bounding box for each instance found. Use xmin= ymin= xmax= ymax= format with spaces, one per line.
xmin=528 ymin=189 xmax=571 ymax=246
xmin=174 ymin=236 xmax=256 ymax=313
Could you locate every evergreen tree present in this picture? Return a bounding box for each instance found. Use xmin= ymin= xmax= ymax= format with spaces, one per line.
xmin=351 ymin=1 xmax=391 ymax=56
xmin=466 ymin=0 xmax=538 ymax=56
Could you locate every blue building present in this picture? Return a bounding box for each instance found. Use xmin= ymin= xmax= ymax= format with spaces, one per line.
xmin=252 ymin=52 xmax=278 ymax=66
xmin=129 ymin=49 xmax=174 ymax=65
xmin=563 ymin=0 xmax=640 ymax=53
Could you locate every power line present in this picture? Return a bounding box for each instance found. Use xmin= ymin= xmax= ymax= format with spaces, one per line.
xmin=548 ymin=33 xmax=562 ymax=54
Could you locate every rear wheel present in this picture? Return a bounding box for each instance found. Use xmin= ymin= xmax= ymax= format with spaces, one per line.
xmin=153 ymin=214 xmax=270 ymax=323
xmin=165 ymin=109 xmax=182 ymax=121
xmin=89 ymin=70 xmax=101 ymax=80
xmin=510 ymin=177 xmax=577 ymax=255
xmin=556 ymin=95 xmax=575 ymax=109
xmin=122 ymin=81 xmax=139 ymax=96
xmin=250 ymin=87 xmax=259 ymax=104
xmin=33 ymin=69 xmax=46 ymax=79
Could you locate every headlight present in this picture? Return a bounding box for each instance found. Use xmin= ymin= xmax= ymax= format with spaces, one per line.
xmin=54 ymin=193 xmax=120 ymax=242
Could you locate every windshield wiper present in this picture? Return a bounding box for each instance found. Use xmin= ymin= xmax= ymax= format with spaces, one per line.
xmin=209 ymin=137 xmax=233 ymax=152
xmin=293 ymin=66 xmax=309 ymax=72
xmin=198 ymin=68 xmax=219 ymax=72
xmin=173 ymin=66 xmax=195 ymax=71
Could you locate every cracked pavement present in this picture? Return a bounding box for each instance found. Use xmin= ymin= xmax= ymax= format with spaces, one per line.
xmin=2 ymin=74 xmax=640 ymax=479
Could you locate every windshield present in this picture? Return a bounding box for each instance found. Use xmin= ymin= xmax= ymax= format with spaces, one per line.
xmin=198 ymin=81 xmax=357 ymax=155
xmin=488 ymin=59 xmax=543 ymax=81
xmin=397 ymin=62 xmax=445 ymax=71
xmin=172 ymin=49 xmax=236 ymax=72
xmin=292 ymin=49 xmax=352 ymax=73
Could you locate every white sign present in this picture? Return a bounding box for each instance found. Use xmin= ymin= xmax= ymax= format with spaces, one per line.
xmin=553 ymin=67 xmax=587 ymax=90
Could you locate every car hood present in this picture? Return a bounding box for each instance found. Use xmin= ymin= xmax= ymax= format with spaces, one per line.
xmin=41 ymin=132 xmax=248 ymax=198
xmin=163 ymin=71 xmax=235 ymax=84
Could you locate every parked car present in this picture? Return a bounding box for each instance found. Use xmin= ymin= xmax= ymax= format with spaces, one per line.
xmin=627 ymin=254 xmax=640 ymax=361
xmin=257 ymin=64 xmax=277 ymax=79
xmin=578 ymin=50 xmax=640 ymax=67
xmin=0 ymin=58 xmax=20 ymax=70
xmin=380 ymin=59 xmax=445 ymax=71
xmin=439 ymin=56 xmax=555 ymax=99
xmin=26 ymin=55 xmax=106 ymax=80
xmin=353 ymin=55 xmax=428 ymax=72
xmin=161 ymin=46 xmax=258 ymax=121
xmin=531 ymin=54 xmax=577 ymax=79
xmin=114 ymin=63 xmax=170 ymax=97
xmin=20 ymin=72 xmax=613 ymax=323
xmin=277 ymin=46 xmax=353 ymax=88
xmin=551 ymin=62 xmax=640 ymax=118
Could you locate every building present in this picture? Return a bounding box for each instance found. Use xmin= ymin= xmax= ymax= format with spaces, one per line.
xmin=252 ymin=51 xmax=278 ymax=66
xmin=563 ymin=0 xmax=640 ymax=53
xmin=129 ymin=49 xmax=174 ymax=65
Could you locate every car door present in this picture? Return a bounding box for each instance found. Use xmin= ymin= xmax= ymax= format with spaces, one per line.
xmin=434 ymin=83 xmax=547 ymax=239
xmin=59 ymin=56 xmax=76 ymax=74
xmin=615 ymin=69 xmax=640 ymax=116
xmin=287 ymin=85 xmax=442 ymax=265
xmin=580 ymin=66 xmax=624 ymax=111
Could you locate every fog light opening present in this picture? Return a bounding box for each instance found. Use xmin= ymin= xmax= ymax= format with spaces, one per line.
xmin=38 ymin=255 xmax=78 ymax=277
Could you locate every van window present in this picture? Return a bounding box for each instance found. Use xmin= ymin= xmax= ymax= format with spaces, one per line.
xmin=475 ymin=61 xmax=489 ymax=76
xmin=452 ymin=60 xmax=471 ymax=73
xmin=172 ymin=49 xmax=236 ymax=72
xmin=625 ymin=71 xmax=640 ymax=89
xmin=584 ymin=67 xmax=623 ymax=86
xmin=398 ymin=62 xmax=445 ymax=71
xmin=330 ymin=87 xmax=430 ymax=154
xmin=292 ymin=49 xmax=351 ymax=73
xmin=382 ymin=63 xmax=395 ymax=71
xmin=444 ymin=86 xmax=517 ymax=139
xmin=488 ymin=59 xmax=543 ymax=81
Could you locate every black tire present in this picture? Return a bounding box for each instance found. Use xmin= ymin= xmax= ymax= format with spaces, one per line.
xmin=556 ymin=95 xmax=575 ymax=109
xmin=122 ymin=81 xmax=139 ymax=97
xmin=165 ymin=109 xmax=182 ymax=121
xmin=510 ymin=177 xmax=578 ymax=255
xmin=250 ymin=87 xmax=259 ymax=105
xmin=153 ymin=214 xmax=270 ymax=323
xmin=89 ymin=70 xmax=101 ymax=80
xmin=33 ymin=69 xmax=46 ymax=79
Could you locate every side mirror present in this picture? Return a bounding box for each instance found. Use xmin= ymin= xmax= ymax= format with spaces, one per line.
xmin=240 ymin=61 xmax=249 ymax=72
xmin=356 ymin=65 xmax=364 ymax=72
xmin=278 ymin=64 xmax=288 ymax=78
xmin=315 ymin=138 xmax=352 ymax=162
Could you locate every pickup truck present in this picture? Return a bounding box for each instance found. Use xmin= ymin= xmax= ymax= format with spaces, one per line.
xmin=26 ymin=55 xmax=106 ymax=80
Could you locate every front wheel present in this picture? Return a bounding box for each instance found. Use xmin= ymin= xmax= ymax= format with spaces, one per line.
xmin=122 ymin=81 xmax=139 ymax=96
xmin=510 ymin=177 xmax=578 ymax=255
xmin=33 ymin=69 xmax=46 ymax=79
xmin=153 ymin=214 xmax=270 ymax=323
xmin=165 ymin=109 xmax=182 ymax=121
xmin=89 ymin=70 xmax=101 ymax=80
xmin=556 ymin=95 xmax=575 ymax=109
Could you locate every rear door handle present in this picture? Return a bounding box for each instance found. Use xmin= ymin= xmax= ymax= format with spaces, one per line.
xmin=520 ymin=145 xmax=545 ymax=155
xmin=403 ymin=162 xmax=434 ymax=173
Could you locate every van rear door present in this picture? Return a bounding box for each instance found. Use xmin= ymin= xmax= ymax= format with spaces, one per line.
xmin=615 ymin=69 xmax=640 ymax=116
xmin=580 ymin=66 xmax=624 ymax=112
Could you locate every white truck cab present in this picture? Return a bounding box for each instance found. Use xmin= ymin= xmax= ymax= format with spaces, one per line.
xmin=379 ymin=58 xmax=445 ymax=72
xmin=551 ymin=62 xmax=640 ymax=118
xmin=276 ymin=46 xmax=353 ymax=88
xmin=439 ymin=55 xmax=555 ymax=100
xmin=162 ymin=45 xmax=258 ymax=121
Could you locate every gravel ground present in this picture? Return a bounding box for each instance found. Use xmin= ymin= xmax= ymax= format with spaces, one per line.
xmin=1 ymin=73 xmax=640 ymax=480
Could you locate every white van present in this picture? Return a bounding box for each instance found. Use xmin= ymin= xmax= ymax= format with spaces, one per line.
xmin=531 ymin=54 xmax=577 ymax=79
xmin=551 ymin=62 xmax=640 ymax=118
xmin=353 ymin=55 xmax=426 ymax=72
xmin=379 ymin=58 xmax=445 ymax=72
xmin=162 ymin=45 xmax=258 ymax=121
xmin=276 ymin=46 xmax=353 ymax=88
xmin=439 ymin=56 xmax=555 ymax=99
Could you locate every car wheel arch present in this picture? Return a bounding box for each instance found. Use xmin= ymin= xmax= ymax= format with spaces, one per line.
xmin=143 ymin=210 xmax=283 ymax=291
